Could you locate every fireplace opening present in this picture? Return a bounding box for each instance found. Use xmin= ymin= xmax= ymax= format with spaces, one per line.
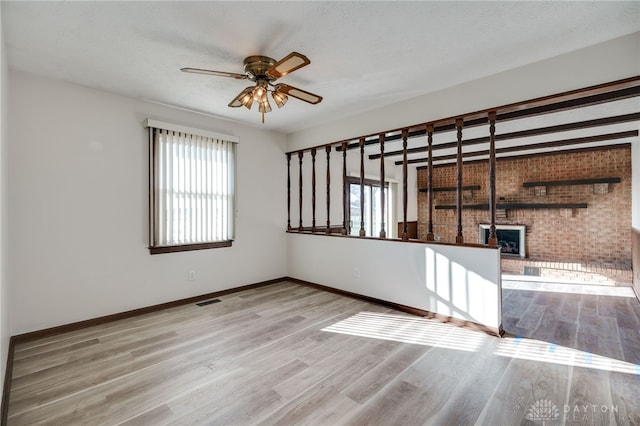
xmin=479 ymin=224 xmax=526 ymax=258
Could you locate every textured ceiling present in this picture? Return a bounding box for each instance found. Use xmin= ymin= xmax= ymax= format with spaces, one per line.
xmin=3 ymin=1 xmax=639 ymax=134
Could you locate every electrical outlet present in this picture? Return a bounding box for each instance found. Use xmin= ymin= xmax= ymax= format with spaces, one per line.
xmin=188 ymin=270 xmax=196 ymax=281
xmin=353 ymin=267 xmax=360 ymax=278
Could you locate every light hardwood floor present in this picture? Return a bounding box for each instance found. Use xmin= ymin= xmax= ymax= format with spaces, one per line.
xmin=7 ymin=280 xmax=640 ymax=425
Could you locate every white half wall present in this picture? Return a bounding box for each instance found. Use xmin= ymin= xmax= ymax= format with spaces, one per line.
xmin=8 ymin=70 xmax=288 ymax=335
xmin=287 ymin=233 xmax=502 ymax=332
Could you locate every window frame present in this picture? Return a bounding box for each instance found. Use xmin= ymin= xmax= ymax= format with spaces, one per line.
xmin=146 ymin=119 xmax=238 ymax=254
xmin=346 ymin=176 xmax=391 ymax=237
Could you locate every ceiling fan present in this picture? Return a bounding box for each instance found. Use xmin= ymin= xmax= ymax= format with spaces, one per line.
xmin=181 ymin=52 xmax=322 ymax=123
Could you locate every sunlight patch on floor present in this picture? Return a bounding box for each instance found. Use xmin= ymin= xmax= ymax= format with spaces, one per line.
xmin=322 ymin=311 xmax=489 ymax=352
xmin=322 ymin=312 xmax=640 ymax=376
xmin=502 ymin=279 xmax=636 ymax=298
xmin=495 ymin=336 xmax=640 ymax=376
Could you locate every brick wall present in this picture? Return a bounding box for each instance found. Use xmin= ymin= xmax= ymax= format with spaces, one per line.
xmin=416 ymin=145 xmax=632 ymax=265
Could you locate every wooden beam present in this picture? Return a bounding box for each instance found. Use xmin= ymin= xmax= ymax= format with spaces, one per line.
xmin=341 ymin=85 xmax=640 ymax=156
xmin=409 ymin=130 xmax=637 ymax=166
xmin=311 ymin=148 xmax=317 ymax=232
xmin=496 ymin=82 xmax=640 ymax=121
xmin=391 ymin=113 xmax=640 ymax=162
xmin=379 ymin=133 xmax=386 ymax=239
xmin=488 ymin=112 xmax=498 ymax=246
xmin=341 ymin=142 xmax=348 ymax=235
xmin=325 ymin=146 xmax=331 ymax=235
xmin=339 ymin=120 xmax=487 ymax=153
xmin=288 ymin=76 xmax=640 ymax=156
xmin=359 ymin=138 xmax=366 ymax=237
xmin=424 ymin=143 xmax=631 ymax=169
xmin=436 ymin=203 xmax=588 ymax=210
xmin=426 ymin=124 xmax=435 ymax=241
xmin=420 ymin=185 xmax=481 ymax=192
xmin=523 ymin=177 xmax=621 ymax=187
xmin=402 ymin=129 xmax=409 ymax=241
xmin=298 ymin=151 xmax=303 ymax=230
xmin=286 ymin=153 xmax=291 ymax=231
xmin=498 ymin=85 xmax=640 ymax=121
xmin=455 ymin=118 xmax=464 ymax=244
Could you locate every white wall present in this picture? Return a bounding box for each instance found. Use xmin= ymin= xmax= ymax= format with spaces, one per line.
xmin=287 ymin=233 xmax=502 ymax=331
xmin=8 ymin=71 xmax=288 ymax=335
xmin=0 ymin=5 xmax=10 ymax=398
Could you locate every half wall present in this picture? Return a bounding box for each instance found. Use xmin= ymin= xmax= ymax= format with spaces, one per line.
xmin=287 ymin=233 xmax=502 ymax=334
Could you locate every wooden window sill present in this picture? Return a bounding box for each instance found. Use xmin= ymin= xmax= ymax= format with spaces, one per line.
xmin=149 ymin=241 xmax=232 ymax=255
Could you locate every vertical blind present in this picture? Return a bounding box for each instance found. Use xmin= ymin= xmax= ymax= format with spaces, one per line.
xmin=149 ymin=123 xmax=236 ymax=248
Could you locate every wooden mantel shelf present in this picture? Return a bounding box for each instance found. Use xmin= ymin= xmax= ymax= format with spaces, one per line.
xmin=419 ymin=185 xmax=480 ymax=192
xmin=523 ymin=177 xmax=620 ymax=187
xmin=435 ymin=202 xmax=588 ymax=210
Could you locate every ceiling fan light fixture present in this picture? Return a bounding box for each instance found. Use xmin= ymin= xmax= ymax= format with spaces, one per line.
xmin=228 ymin=86 xmax=255 ymax=108
xmin=253 ymin=86 xmax=265 ymax=102
xmin=240 ymin=92 xmax=254 ymax=109
xmin=259 ymin=98 xmax=272 ymax=114
xmin=259 ymin=97 xmax=272 ymax=124
xmin=253 ymin=79 xmax=269 ymax=103
xmin=272 ymin=90 xmax=288 ymax=108
xmin=183 ymin=51 xmax=321 ymax=124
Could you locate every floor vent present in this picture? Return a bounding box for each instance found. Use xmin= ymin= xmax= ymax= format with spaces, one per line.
xmin=196 ymin=299 xmax=221 ymax=307
xmin=524 ymin=266 xmax=541 ymax=276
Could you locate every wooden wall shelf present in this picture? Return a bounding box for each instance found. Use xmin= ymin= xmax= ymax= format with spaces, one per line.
xmin=523 ymin=177 xmax=620 ymax=187
xmin=435 ymin=202 xmax=588 ymax=210
xmin=419 ymin=185 xmax=481 ymax=192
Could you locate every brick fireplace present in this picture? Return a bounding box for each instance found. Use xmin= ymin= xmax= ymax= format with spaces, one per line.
xmin=416 ymin=145 xmax=632 ymax=266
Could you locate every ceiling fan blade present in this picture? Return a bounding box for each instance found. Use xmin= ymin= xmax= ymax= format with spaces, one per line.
xmin=267 ymin=52 xmax=311 ymax=79
xmin=228 ymin=87 xmax=255 ymax=108
xmin=275 ymin=84 xmax=323 ymax=105
xmin=181 ymin=68 xmax=247 ymax=80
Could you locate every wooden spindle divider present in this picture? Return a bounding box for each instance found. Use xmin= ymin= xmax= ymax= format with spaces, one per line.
xmin=488 ymin=111 xmax=498 ymax=245
xmin=298 ymin=151 xmax=304 ymax=230
xmin=311 ymin=147 xmax=317 ymax=232
xmin=341 ymin=142 xmax=348 ymax=235
xmin=287 ymin=152 xmax=291 ymax=231
xmin=455 ymin=118 xmax=464 ymax=243
xmin=359 ymin=137 xmax=366 ymax=237
xmin=426 ymin=124 xmax=435 ymax=241
xmin=402 ymin=129 xmax=409 ymax=241
xmin=379 ymin=133 xmax=386 ymax=239
xmin=326 ymin=145 xmax=331 ymax=234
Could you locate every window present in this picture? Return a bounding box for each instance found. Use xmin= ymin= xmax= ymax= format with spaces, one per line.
xmin=146 ymin=119 xmax=237 ymax=254
xmin=347 ymin=177 xmax=393 ymax=237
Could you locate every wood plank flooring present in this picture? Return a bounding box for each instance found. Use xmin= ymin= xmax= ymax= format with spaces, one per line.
xmin=6 ymin=280 xmax=640 ymax=425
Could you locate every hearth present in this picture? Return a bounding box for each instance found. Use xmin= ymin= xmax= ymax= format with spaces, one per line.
xmin=479 ymin=224 xmax=526 ymax=258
